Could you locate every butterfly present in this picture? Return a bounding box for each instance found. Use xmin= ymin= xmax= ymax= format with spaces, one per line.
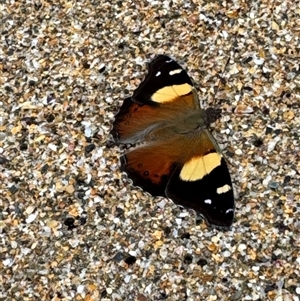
xmin=112 ymin=55 xmax=235 ymax=230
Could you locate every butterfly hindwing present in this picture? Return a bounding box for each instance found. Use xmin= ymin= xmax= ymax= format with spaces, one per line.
xmin=120 ymin=138 xmax=180 ymax=196
xmin=113 ymin=55 xmax=235 ymax=229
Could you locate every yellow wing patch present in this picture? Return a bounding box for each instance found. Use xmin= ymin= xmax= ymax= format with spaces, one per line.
xmin=180 ymin=152 xmax=222 ymax=181
xmin=152 ymin=83 xmax=192 ymax=103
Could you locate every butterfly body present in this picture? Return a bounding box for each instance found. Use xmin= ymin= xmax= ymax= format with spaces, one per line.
xmin=112 ymin=55 xmax=235 ymax=230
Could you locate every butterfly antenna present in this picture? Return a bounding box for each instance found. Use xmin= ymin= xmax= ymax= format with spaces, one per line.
xmin=214 ymin=38 xmax=237 ymax=104
xmin=204 ymin=32 xmax=238 ymax=124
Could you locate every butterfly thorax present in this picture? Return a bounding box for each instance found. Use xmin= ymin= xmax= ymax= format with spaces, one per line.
xmin=181 ymin=109 xmax=209 ymax=133
xmin=144 ymin=109 xmax=208 ymax=142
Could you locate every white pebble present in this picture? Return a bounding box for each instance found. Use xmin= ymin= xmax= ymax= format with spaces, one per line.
xmin=223 ymin=250 xmax=231 ymax=257
xmin=48 ymin=143 xmax=57 ymax=152
xmin=238 ymin=243 xmax=247 ymax=252
xmin=252 ymin=266 xmax=260 ymax=272
xmin=3 ymin=258 xmax=14 ymax=267
xmin=77 ymin=284 xmax=84 ymax=294
xmin=26 ymin=211 xmax=38 ymax=223
xmin=235 ymin=149 xmax=243 ymax=155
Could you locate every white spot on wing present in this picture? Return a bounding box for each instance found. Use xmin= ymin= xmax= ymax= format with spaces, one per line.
xmin=217 ymin=184 xmax=232 ymax=194
xmin=169 ymin=69 xmax=182 ymax=76
xmin=155 ymin=71 xmax=161 ymax=77
xmin=165 ymin=59 xmax=173 ymax=63
xmin=225 ymin=208 xmax=234 ymax=214
xmin=204 ymin=199 xmax=212 ymax=205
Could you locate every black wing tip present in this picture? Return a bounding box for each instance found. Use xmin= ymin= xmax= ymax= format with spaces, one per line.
xmin=149 ymin=54 xmax=177 ymax=68
xmin=151 ymin=54 xmax=173 ymax=63
xmin=206 ymin=216 xmax=234 ymax=231
xmin=196 ymin=211 xmax=235 ymax=231
xmin=198 ymin=198 xmax=235 ymax=231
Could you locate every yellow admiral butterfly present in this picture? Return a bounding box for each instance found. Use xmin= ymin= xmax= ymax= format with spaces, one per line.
xmin=112 ymin=55 xmax=234 ymax=230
